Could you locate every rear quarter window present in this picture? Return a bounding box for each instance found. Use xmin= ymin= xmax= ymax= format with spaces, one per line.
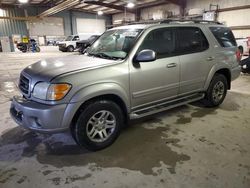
xmin=209 ymin=27 xmax=237 ymax=47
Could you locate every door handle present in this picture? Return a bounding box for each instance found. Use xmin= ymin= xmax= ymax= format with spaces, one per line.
xmin=207 ymin=57 xmax=214 ymax=61
xmin=167 ymin=63 xmax=177 ymax=68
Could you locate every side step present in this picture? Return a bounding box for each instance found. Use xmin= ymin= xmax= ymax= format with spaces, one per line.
xmin=129 ymin=93 xmax=205 ymax=119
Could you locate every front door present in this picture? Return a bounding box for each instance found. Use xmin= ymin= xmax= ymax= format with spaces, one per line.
xmin=129 ymin=27 xmax=180 ymax=109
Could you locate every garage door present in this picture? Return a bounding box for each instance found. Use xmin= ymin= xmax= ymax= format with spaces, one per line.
xmin=76 ymin=18 xmax=105 ymax=34
xmin=28 ymin=17 xmax=64 ymax=36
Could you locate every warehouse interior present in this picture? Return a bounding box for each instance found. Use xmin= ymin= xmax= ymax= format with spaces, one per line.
xmin=0 ymin=0 xmax=250 ymax=187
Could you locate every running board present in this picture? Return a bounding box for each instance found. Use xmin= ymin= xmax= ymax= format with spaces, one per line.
xmin=129 ymin=93 xmax=205 ymax=119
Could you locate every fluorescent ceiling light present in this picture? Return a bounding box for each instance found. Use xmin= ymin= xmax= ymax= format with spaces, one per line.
xmin=0 ymin=9 xmax=4 ymax=17
xmin=127 ymin=2 xmax=135 ymax=8
xmin=97 ymin=11 xmax=103 ymax=15
xmin=18 ymin=0 xmax=28 ymax=3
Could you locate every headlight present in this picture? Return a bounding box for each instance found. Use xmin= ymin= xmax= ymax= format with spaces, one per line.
xmin=32 ymin=82 xmax=71 ymax=101
xmin=32 ymin=82 xmax=50 ymax=100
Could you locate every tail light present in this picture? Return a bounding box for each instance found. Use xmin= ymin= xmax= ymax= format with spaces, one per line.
xmin=247 ymin=37 xmax=250 ymax=47
xmin=236 ymin=49 xmax=242 ymax=63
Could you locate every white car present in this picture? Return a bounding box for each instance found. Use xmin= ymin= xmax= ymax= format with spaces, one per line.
xmin=58 ymin=34 xmax=93 ymax=52
xmin=236 ymin=37 xmax=250 ymax=56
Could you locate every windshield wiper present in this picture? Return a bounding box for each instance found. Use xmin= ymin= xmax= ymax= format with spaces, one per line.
xmin=89 ymin=52 xmax=121 ymax=60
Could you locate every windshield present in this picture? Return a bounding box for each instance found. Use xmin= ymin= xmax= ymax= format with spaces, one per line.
xmin=87 ymin=29 xmax=143 ymax=60
xmin=65 ymin=36 xmax=74 ymax=41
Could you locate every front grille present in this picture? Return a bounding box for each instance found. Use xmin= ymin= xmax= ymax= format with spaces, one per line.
xmin=58 ymin=44 xmax=66 ymax=47
xmin=19 ymin=74 xmax=30 ymax=95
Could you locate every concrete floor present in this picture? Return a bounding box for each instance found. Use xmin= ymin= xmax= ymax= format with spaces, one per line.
xmin=0 ymin=47 xmax=250 ymax=188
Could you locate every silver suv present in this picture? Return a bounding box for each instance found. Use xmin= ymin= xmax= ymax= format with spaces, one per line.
xmin=10 ymin=20 xmax=241 ymax=151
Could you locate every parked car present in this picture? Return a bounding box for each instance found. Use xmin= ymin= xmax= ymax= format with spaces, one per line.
xmin=10 ymin=20 xmax=241 ymax=151
xmin=47 ymin=40 xmax=57 ymax=46
xmin=236 ymin=37 xmax=250 ymax=56
xmin=58 ymin=34 xmax=94 ymax=52
xmin=76 ymin=35 xmax=100 ymax=54
xmin=240 ymin=56 xmax=250 ymax=73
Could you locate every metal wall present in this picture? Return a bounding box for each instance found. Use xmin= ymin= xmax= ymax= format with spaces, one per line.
xmin=186 ymin=0 xmax=250 ymax=38
xmin=26 ymin=7 xmax=111 ymax=36
xmin=0 ymin=7 xmax=112 ymax=37
xmin=0 ymin=8 xmax=28 ymax=37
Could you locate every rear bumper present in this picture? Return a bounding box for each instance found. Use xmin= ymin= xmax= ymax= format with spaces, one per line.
xmin=231 ymin=65 xmax=241 ymax=81
xmin=10 ymin=96 xmax=68 ymax=133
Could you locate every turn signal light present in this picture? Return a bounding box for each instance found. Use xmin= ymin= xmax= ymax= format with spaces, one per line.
xmin=47 ymin=83 xmax=71 ymax=100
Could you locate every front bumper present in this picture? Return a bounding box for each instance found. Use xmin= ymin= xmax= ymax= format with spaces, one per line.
xmin=59 ymin=46 xmax=67 ymax=51
xmin=10 ymin=96 xmax=69 ymax=133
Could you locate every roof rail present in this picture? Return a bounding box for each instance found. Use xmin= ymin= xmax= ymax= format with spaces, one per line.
xmin=160 ymin=19 xmax=223 ymax=25
xmin=127 ymin=19 xmax=162 ymax=25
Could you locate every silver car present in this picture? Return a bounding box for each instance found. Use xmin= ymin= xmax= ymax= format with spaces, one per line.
xmin=10 ymin=20 xmax=241 ymax=151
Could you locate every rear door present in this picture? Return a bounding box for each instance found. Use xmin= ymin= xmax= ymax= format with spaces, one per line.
xmin=176 ymin=26 xmax=212 ymax=95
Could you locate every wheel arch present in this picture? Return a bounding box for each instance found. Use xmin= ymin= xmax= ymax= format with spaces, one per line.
xmin=215 ymin=68 xmax=231 ymax=89
xmin=62 ymin=83 xmax=130 ymax=131
xmin=205 ymin=66 xmax=231 ymax=91
xmin=69 ymin=94 xmax=129 ymax=134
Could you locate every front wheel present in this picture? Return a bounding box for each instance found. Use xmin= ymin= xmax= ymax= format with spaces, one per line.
xmin=72 ymin=100 xmax=124 ymax=151
xmin=202 ymin=74 xmax=228 ymax=107
xmin=67 ymin=46 xmax=74 ymax=52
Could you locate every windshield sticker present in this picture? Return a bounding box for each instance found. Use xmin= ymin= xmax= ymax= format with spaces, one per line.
xmin=123 ymin=31 xmax=139 ymax=37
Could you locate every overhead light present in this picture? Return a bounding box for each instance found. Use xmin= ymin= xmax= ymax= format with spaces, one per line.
xmin=18 ymin=0 xmax=28 ymax=3
xmin=97 ymin=11 xmax=103 ymax=15
xmin=127 ymin=2 xmax=135 ymax=8
xmin=0 ymin=9 xmax=4 ymax=17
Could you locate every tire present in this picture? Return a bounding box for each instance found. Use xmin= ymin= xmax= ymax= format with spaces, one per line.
xmin=67 ymin=46 xmax=74 ymax=52
xmin=202 ymin=74 xmax=228 ymax=107
xmin=36 ymin=47 xmax=40 ymax=52
xmin=73 ymin=100 xmax=124 ymax=151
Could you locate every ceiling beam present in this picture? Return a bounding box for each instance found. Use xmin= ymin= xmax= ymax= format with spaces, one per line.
xmin=39 ymin=0 xmax=80 ymax=17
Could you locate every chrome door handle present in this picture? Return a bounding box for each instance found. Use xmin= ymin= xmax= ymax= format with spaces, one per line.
xmin=167 ymin=63 xmax=177 ymax=68
xmin=207 ymin=57 xmax=214 ymax=61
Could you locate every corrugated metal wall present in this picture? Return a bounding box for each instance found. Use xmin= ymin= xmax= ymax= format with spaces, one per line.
xmin=0 ymin=7 xmax=112 ymax=37
xmin=0 ymin=8 xmax=28 ymax=37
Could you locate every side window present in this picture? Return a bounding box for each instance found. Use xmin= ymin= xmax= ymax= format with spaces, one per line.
xmin=73 ymin=36 xmax=79 ymax=41
xmin=177 ymin=27 xmax=209 ymax=55
xmin=139 ymin=28 xmax=176 ymax=59
xmin=209 ymin=27 xmax=237 ymax=47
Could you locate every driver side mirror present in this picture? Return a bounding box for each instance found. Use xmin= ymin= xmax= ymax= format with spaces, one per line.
xmin=134 ymin=49 xmax=156 ymax=63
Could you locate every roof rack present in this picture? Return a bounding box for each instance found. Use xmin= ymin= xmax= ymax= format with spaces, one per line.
xmin=127 ymin=19 xmax=163 ymax=25
xmin=106 ymin=19 xmax=223 ymax=29
xmin=160 ymin=19 xmax=223 ymax=25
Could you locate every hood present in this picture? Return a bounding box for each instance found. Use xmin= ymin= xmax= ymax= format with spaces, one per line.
xmin=23 ymin=55 xmax=117 ymax=82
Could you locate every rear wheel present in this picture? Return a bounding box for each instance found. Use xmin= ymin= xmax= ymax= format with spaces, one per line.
xmin=72 ymin=100 xmax=124 ymax=151
xmin=36 ymin=46 xmax=40 ymax=52
xmin=202 ymin=74 xmax=228 ymax=107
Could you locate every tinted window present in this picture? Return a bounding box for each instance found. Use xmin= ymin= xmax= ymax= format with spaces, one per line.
xmin=209 ymin=27 xmax=237 ymax=47
xmin=139 ymin=28 xmax=176 ymax=58
xmin=73 ymin=36 xmax=80 ymax=41
xmin=177 ymin=27 xmax=209 ymax=54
